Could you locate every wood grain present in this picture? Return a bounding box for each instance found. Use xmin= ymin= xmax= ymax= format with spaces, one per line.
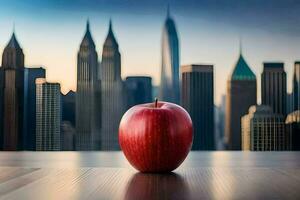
xmin=0 ymin=152 xmax=299 ymax=200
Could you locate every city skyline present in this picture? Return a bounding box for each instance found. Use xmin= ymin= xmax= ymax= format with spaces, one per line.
xmin=0 ymin=16 xmax=298 ymax=151
xmin=1 ymin=1 xmax=300 ymax=105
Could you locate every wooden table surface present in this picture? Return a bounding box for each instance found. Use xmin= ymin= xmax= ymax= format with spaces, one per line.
xmin=0 ymin=151 xmax=299 ymax=200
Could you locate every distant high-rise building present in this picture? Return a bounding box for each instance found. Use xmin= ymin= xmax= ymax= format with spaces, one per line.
xmin=61 ymin=121 xmax=76 ymax=151
xmin=62 ymin=90 xmax=76 ymax=151
xmin=23 ymin=67 xmax=45 ymax=150
xmin=242 ymin=105 xmax=287 ymax=151
xmin=181 ymin=64 xmax=215 ymax=150
xmin=159 ymin=8 xmax=180 ymax=104
xmin=62 ymin=90 xmax=75 ymax=126
xmin=261 ymin=62 xmax=287 ymax=115
xmin=225 ymin=53 xmax=257 ymax=150
xmin=287 ymin=93 xmax=293 ymax=115
xmin=35 ymin=78 xmax=61 ymax=151
xmin=215 ymin=94 xmax=226 ymax=150
xmin=76 ymin=21 xmax=101 ymax=150
xmin=293 ymin=61 xmax=300 ymax=111
xmin=125 ymin=76 xmax=152 ymax=108
xmin=100 ymin=20 xmax=126 ymax=150
xmin=1 ymin=32 xmax=25 ymax=150
xmin=285 ymin=110 xmax=300 ymax=150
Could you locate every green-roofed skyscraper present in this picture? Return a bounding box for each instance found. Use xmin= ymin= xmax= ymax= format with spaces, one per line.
xmin=225 ymin=49 xmax=257 ymax=150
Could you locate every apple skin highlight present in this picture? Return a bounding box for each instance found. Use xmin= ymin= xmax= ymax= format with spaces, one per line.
xmin=119 ymin=100 xmax=193 ymax=173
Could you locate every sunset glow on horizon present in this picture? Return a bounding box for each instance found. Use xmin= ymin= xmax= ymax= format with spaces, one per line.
xmin=1 ymin=0 xmax=300 ymax=104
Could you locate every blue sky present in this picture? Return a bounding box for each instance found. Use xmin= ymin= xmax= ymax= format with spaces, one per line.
xmin=0 ymin=0 xmax=300 ymax=104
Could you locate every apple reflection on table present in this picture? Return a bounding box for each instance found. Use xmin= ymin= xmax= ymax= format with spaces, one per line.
xmin=124 ymin=172 xmax=190 ymax=200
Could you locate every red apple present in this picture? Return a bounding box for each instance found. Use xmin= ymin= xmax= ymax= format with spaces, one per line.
xmin=119 ymin=99 xmax=193 ymax=173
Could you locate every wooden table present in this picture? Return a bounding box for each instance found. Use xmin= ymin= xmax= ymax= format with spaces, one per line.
xmin=0 ymin=151 xmax=299 ymax=199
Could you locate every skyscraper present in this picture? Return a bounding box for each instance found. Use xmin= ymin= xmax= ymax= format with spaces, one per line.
xmin=62 ymin=90 xmax=75 ymax=126
xmin=62 ymin=90 xmax=76 ymax=151
xmin=159 ymin=8 xmax=180 ymax=104
xmin=61 ymin=121 xmax=76 ymax=151
xmin=261 ymin=62 xmax=287 ymax=115
xmin=100 ymin=20 xmax=126 ymax=150
xmin=23 ymin=67 xmax=46 ymax=150
xmin=125 ymin=76 xmax=152 ymax=108
xmin=287 ymin=93 xmax=293 ymax=114
xmin=285 ymin=110 xmax=300 ymax=150
xmin=225 ymin=53 xmax=257 ymax=150
xmin=76 ymin=21 xmax=101 ymax=150
xmin=1 ymin=32 xmax=24 ymax=150
xmin=242 ymin=105 xmax=287 ymax=151
xmin=293 ymin=61 xmax=300 ymax=111
xmin=35 ymin=78 xmax=61 ymax=151
xmin=181 ymin=64 xmax=215 ymax=150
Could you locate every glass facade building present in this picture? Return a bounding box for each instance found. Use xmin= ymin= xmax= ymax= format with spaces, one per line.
xmin=181 ymin=64 xmax=215 ymax=150
xmin=36 ymin=78 xmax=61 ymax=151
xmin=242 ymin=105 xmax=287 ymax=151
xmin=159 ymin=11 xmax=180 ymax=104
xmin=261 ymin=63 xmax=287 ymax=115
xmin=100 ymin=21 xmax=126 ymax=150
xmin=23 ymin=67 xmax=46 ymax=150
xmin=1 ymin=33 xmax=24 ymax=150
xmin=225 ymin=53 xmax=257 ymax=150
xmin=76 ymin=21 xmax=101 ymax=150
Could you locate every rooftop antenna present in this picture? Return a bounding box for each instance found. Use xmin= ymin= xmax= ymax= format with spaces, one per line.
xmin=239 ymin=34 xmax=243 ymax=55
xmin=109 ymin=18 xmax=112 ymax=32
xmin=167 ymin=4 xmax=170 ymax=18
xmin=86 ymin=18 xmax=90 ymax=30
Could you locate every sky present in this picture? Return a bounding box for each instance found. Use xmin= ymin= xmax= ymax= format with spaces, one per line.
xmin=0 ymin=0 xmax=300 ymax=105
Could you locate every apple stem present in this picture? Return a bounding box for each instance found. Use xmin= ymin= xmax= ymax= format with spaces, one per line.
xmin=155 ymin=98 xmax=158 ymax=108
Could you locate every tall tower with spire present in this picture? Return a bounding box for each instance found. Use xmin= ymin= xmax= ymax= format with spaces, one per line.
xmin=100 ymin=20 xmax=126 ymax=150
xmin=1 ymin=32 xmax=25 ymax=150
xmin=76 ymin=20 xmax=101 ymax=150
xmin=159 ymin=6 xmax=180 ymax=104
xmin=225 ymin=43 xmax=257 ymax=150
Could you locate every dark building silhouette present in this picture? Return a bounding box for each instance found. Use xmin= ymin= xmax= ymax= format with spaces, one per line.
xmin=287 ymin=93 xmax=293 ymax=115
xmin=1 ymin=33 xmax=25 ymax=150
xmin=286 ymin=110 xmax=300 ymax=150
xmin=23 ymin=67 xmax=45 ymax=150
xmin=293 ymin=62 xmax=300 ymax=111
xmin=225 ymin=53 xmax=257 ymax=150
xmin=181 ymin=64 xmax=215 ymax=150
xmin=125 ymin=76 xmax=152 ymax=108
xmin=100 ymin=20 xmax=126 ymax=150
xmin=159 ymin=8 xmax=180 ymax=104
xmin=61 ymin=121 xmax=75 ymax=151
xmin=261 ymin=62 xmax=287 ymax=115
xmin=62 ymin=90 xmax=76 ymax=150
xmin=62 ymin=90 xmax=75 ymax=126
xmin=76 ymin=21 xmax=101 ymax=150
xmin=0 ymin=68 xmax=3 ymax=150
